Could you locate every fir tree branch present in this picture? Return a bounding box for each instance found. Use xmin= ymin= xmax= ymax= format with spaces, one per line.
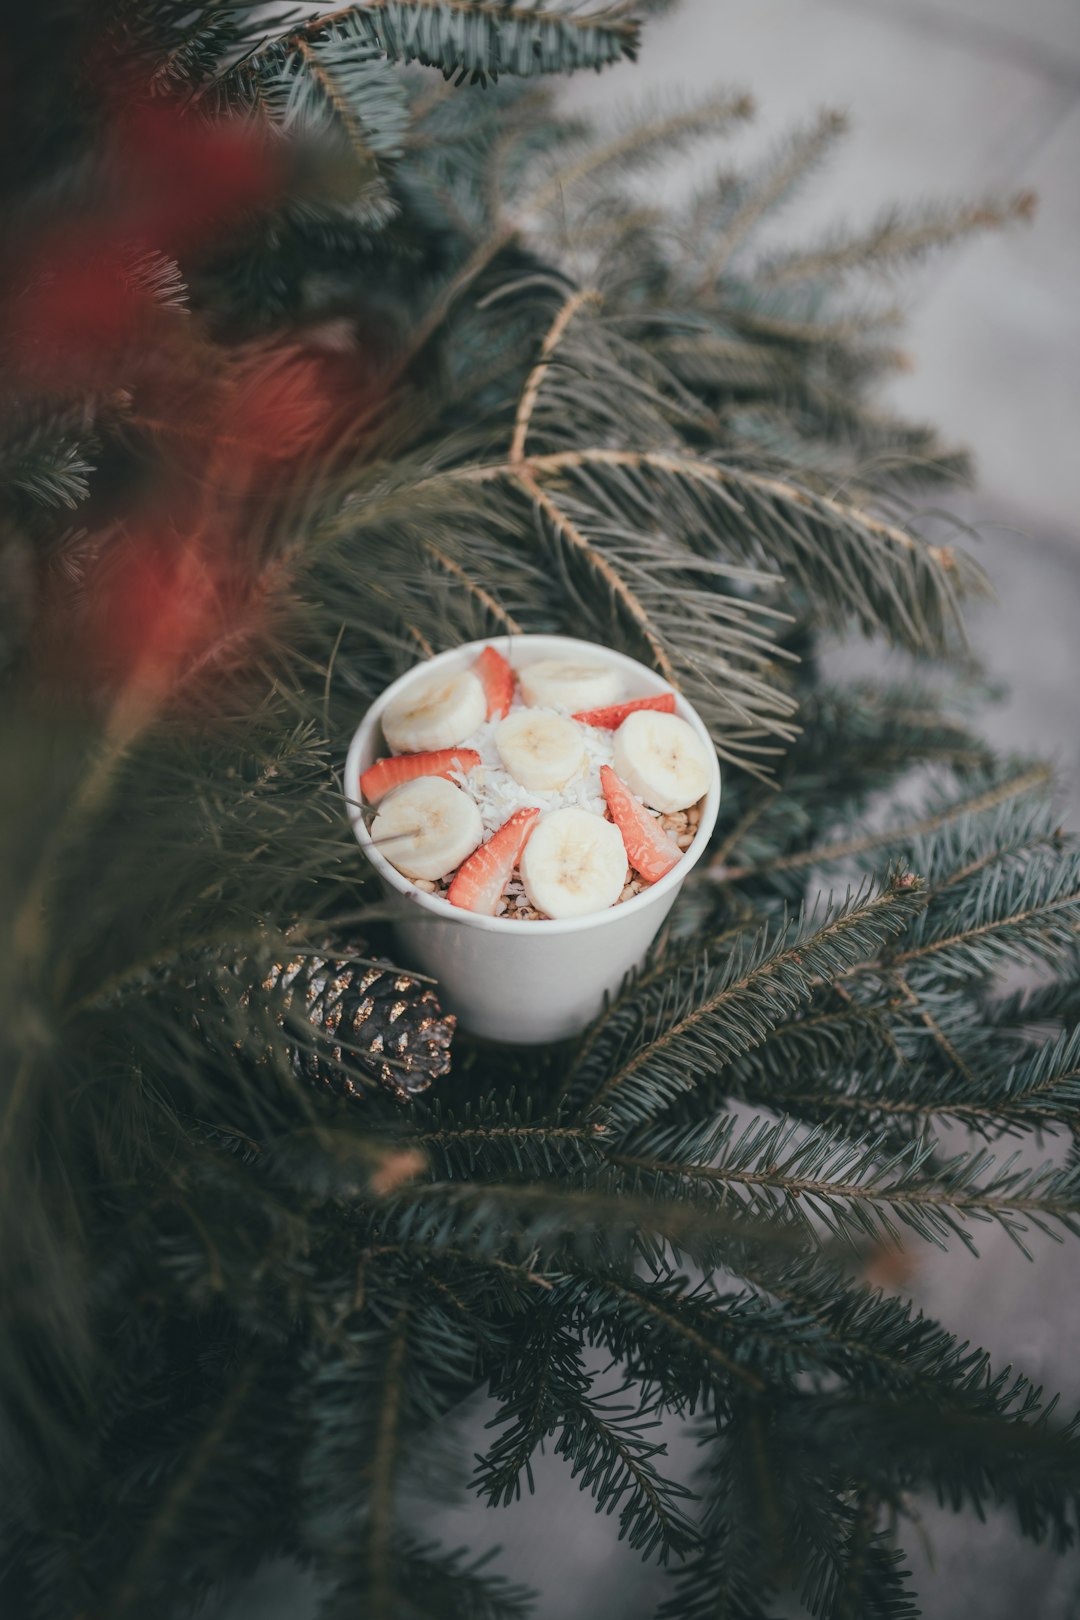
xmin=758 ymin=193 xmax=1036 ymax=286
xmin=380 ymin=1177 xmax=812 ymax=1259
xmin=477 ymin=1310 xmax=698 ymax=1556
xmin=401 ymin=93 xmax=752 ymax=363
xmin=421 ymin=539 xmax=524 ymax=635
xmin=713 ymin=764 xmax=1053 ymax=883
xmin=412 ymin=1124 xmax=603 ymax=1148
xmin=451 ymin=446 xmax=938 ymax=562
xmin=559 ymin=922 xmax=759 ymax=1106
xmin=884 ymin=888 xmax=1080 ymax=975
xmin=514 ymin=468 xmax=678 ymax=681
xmin=296 ymin=0 xmax=640 ymax=54
xmin=509 ymin=286 xmax=600 ymax=464
xmin=367 ymin=1308 xmax=410 ymax=1620
xmin=762 ymin=1025 xmax=1080 ymax=1140
xmin=732 ymin=305 xmax=906 ymax=346
xmin=573 ymin=879 xmax=924 ymax=1126
xmin=551 ymin=1391 xmax=698 ymax=1558
xmin=525 ymin=92 xmax=755 ymax=215
xmin=107 ymin=1356 xmax=262 ymax=1620
xmin=613 ymin=1120 xmax=1080 ymax=1256
xmin=409 ymin=1116 xmax=608 ymax=1179
xmin=5 ymin=684 xmax=172 ymax=1155
xmin=694 ymin=108 xmax=848 ymax=290
xmin=830 ymin=1492 xmax=912 ymax=1620
xmin=890 ymin=970 xmax=978 ymax=1085
xmin=589 ymin=1274 xmax=767 ymax=1393
xmin=288 ymin=36 xmax=393 ymax=164
xmin=384 ymin=1536 xmax=535 ymax=1619
xmin=361 ymin=1242 xmax=555 ymax=1290
xmin=440 ymin=444 xmax=977 ymax=653
xmin=4 ymin=434 xmax=94 ymax=510
xmin=709 ymin=787 xmax=779 ymax=870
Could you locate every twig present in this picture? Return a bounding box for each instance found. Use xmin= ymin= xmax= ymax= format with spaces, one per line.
xmin=510 ymin=287 xmax=600 ymax=464
xmin=514 ymin=469 xmax=677 ymax=682
xmin=368 ymin=1309 xmax=409 ymax=1620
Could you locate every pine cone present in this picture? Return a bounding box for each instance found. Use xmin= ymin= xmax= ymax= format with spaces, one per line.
xmin=264 ymin=951 xmax=455 ymax=1102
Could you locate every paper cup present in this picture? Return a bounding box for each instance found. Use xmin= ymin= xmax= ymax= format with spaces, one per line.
xmin=345 ymin=636 xmax=720 ymax=1044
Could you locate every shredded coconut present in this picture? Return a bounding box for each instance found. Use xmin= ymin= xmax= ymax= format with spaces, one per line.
xmin=445 ymin=700 xmax=617 ymax=837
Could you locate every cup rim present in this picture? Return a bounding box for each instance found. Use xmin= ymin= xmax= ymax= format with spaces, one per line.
xmin=344 ymin=634 xmax=721 ymax=936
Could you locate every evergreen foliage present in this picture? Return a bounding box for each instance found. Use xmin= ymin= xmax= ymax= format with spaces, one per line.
xmin=1 ymin=4 xmax=1078 ymax=1618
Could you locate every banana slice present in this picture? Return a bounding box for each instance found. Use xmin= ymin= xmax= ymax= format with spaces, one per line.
xmin=611 ymin=710 xmax=713 ymax=814
xmin=369 ymin=776 xmax=482 ymax=880
xmin=519 ymin=657 xmax=621 ymax=712
xmin=494 ymin=709 xmax=587 ymax=792
xmin=382 ymin=668 xmax=486 ymax=754
xmin=520 ymin=806 xmax=627 ymax=919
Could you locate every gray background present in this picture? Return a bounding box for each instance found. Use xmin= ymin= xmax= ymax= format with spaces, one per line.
xmin=223 ymin=2 xmax=1080 ymax=1614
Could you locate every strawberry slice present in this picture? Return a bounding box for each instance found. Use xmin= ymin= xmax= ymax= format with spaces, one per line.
xmin=360 ymin=748 xmax=481 ymax=805
xmin=475 ymin=645 xmax=515 ymax=719
xmin=447 ymin=807 xmax=539 ymax=915
xmin=573 ymin=692 xmax=676 ymax=729
xmin=600 ymin=765 xmax=682 ymax=884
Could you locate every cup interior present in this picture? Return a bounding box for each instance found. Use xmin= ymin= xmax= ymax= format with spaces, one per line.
xmin=344 ymin=635 xmax=721 ymax=935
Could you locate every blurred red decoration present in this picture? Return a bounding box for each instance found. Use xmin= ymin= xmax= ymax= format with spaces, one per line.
xmin=78 ymin=531 xmax=267 ymax=704
xmin=5 ymin=99 xmax=284 ymax=389
xmin=6 ymin=90 xmax=385 ymax=713
xmin=9 ymin=230 xmax=151 ymax=387
xmin=112 ymin=101 xmax=285 ymax=256
xmin=222 ymin=350 xmax=338 ymax=470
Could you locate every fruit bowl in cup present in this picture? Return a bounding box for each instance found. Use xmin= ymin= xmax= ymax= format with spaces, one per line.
xmin=345 ymin=635 xmax=721 ymax=1044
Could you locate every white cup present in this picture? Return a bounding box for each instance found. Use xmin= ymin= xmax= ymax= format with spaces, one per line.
xmin=345 ymin=635 xmax=720 ymax=1044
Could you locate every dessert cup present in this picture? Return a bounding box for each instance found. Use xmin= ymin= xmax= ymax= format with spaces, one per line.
xmin=345 ymin=635 xmax=721 ymax=1044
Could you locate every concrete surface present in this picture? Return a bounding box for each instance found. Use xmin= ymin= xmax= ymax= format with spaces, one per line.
xmin=217 ymin=2 xmax=1080 ymax=1615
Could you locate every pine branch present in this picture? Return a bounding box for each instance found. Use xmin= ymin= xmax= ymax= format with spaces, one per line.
xmin=776 ymin=1387 xmax=1080 ymax=1547
xmin=367 ymin=1309 xmax=410 ymax=1620
xmin=736 ymin=1256 xmax=1007 ymax=1403
xmin=295 ymin=0 xmax=641 ymax=80
xmin=805 ymin=1493 xmax=916 ymax=1620
xmin=421 ymin=539 xmax=525 ymax=636
xmin=758 ymin=193 xmax=1036 ymax=286
xmin=614 ymin=1114 xmax=1080 ymax=1256
xmin=359 ymin=1241 xmax=556 ymax=1292
xmin=672 ymin=1002 xmax=899 ymax=1129
xmin=390 ymin=1538 xmax=535 ymax=1620
xmin=4 ymin=434 xmax=94 ymax=510
xmin=858 ymin=840 xmax=1080 ymax=983
xmin=713 ymin=763 xmax=1053 ymax=883
xmin=989 ymin=958 xmax=1080 ymax=1039
xmin=571 ymin=877 xmax=925 ymax=1127
xmin=446 ymin=445 xmax=982 ymax=655
xmin=408 ymin=1103 xmax=608 ymax=1178
xmin=509 ymin=285 xmax=600 ymax=463
xmin=693 ymin=108 xmax=848 ymax=289
xmin=515 ymin=468 xmax=676 ymax=682
xmin=568 ymin=1270 xmax=770 ymax=1397
xmin=559 ymin=921 xmax=758 ymax=1107
xmin=756 ymin=1024 xmax=1080 ymax=1142
xmin=375 ymin=1176 xmax=813 ymax=1264
xmin=477 ymin=1310 xmax=698 ymax=1558
xmin=402 ymin=92 xmax=753 ymax=361
xmin=271 ymin=35 xmax=408 ymax=167
xmin=106 ymin=1355 xmax=263 ymax=1620
xmin=526 ymin=91 xmax=755 ymax=211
